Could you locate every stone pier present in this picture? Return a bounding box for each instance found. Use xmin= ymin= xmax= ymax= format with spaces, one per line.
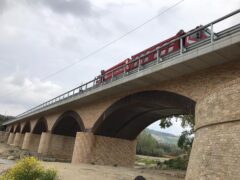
xmin=22 ymin=133 xmax=41 ymax=152
xmin=38 ymin=132 xmax=75 ymax=161
xmin=186 ymin=80 xmax=240 ymax=179
xmin=7 ymin=133 xmax=15 ymax=145
xmin=13 ymin=133 xmax=25 ymax=147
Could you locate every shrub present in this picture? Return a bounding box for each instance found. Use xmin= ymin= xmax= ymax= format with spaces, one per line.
xmin=39 ymin=169 xmax=57 ymax=180
xmin=0 ymin=157 xmax=58 ymax=180
xmin=163 ymin=155 xmax=189 ymax=170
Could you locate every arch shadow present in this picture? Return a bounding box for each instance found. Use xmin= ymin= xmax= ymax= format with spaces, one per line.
xmin=92 ymin=90 xmax=195 ymax=140
xmin=14 ymin=124 xmax=21 ymax=133
xmin=32 ymin=117 xmax=48 ymax=134
xmin=21 ymin=121 xmax=31 ymax=133
xmin=52 ymin=111 xmax=85 ymax=137
xmin=9 ymin=126 xmax=14 ymax=133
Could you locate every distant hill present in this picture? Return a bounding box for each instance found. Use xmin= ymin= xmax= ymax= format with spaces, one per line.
xmin=146 ymin=128 xmax=179 ymax=145
xmin=0 ymin=114 xmax=14 ymax=119
xmin=0 ymin=114 xmax=14 ymax=124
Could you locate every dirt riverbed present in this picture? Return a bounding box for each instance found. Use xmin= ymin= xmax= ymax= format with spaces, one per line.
xmin=0 ymin=143 xmax=185 ymax=180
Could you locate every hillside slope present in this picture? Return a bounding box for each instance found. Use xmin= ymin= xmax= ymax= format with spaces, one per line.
xmin=146 ymin=128 xmax=179 ymax=145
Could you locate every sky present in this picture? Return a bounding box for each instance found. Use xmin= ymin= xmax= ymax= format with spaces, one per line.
xmin=0 ymin=0 xmax=239 ymax=135
xmin=148 ymin=119 xmax=185 ymax=136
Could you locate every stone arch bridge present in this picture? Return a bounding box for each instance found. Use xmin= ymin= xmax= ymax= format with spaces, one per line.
xmin=1 ymin=11 xmax=240 ymax=179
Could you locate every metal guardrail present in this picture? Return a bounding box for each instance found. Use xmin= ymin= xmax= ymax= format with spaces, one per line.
xmin=5 ymin=9 xmax=240 ymax=123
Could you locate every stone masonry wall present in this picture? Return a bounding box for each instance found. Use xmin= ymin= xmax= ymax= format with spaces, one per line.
xmin=186 ymin=78 xmax=240 ymax=179
xmin=92 ymin=134 xmax=136 ymax=167
xmin=195 ymin=78 xmax=240 ymax=129
xmin=71 ymin=132 xmax=95 ymax=164
xmin=13 ymin=133 xmax=25 ymax=147
xmin=38 ymin=132 xmax=75 ymax=161
xmin=72 ymin=132 xmax=136 ymax=167
xmin=38 ymin=132 xmax=51 ymax=155
xmin=48 ymin=134 xmax=75 ymax=161
xmin=7 ymin=133 xmax=15 ymax=145
xmin=187 ymin=121 xmax=240 ymax=180
xmin=22 ymin=133 xmax=41 ymax=152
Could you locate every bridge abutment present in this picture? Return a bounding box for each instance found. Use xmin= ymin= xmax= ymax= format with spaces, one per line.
xmin=186 ymin=80 xmax=240 ymax=179
xmin=38 ymin=132 xmax=75 ymax=161
xmin=22 ymin=133 xmax=41 ymax=152
xmin=7 ymin=133 xmax=15 ymax=145
xmin=72 ymin=132 xmax=136 ymax=167
xmin=12 ymin=133 xmax=25 ymax=147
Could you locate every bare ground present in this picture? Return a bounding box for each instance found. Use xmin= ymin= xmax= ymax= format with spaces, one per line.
xmin=0 ymin=143 xmax=185 ymax=180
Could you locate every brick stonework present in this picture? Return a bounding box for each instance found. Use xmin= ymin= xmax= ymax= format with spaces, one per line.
xmin=195 ymin=79 xmax=240 ymax=130
xmin=13 ymin=133 xmax=25 ymax=147
xmin=7 ymin=133 xmax=15 ymax=145
xmin=38 ymin=132 xmax=51 ymax=155
xmin=22 ymin=133 xmax=41 ymax=152
xmin=186 ymin=80 xmax=240 ymax=179
xmin=48 ymin=134 xmax=75 ymax=160
xmin=72 ymin=132 xmax=136 ymax=167
xmin=38 ymin=132 xmax=75 ymax=161
xmin=187 ymin=121 xmax=240 ymax=180
xmin=71 ymin=132 xmax=94 ymax=164
xmin=3 ymin=60 xmax=240 ymax=176
xmin=73 ymin=61 xmax=240 ymax=129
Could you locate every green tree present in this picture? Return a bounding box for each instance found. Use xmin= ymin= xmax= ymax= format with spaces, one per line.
xmin=159 ymin=115 xmax=194 ymax=170
xmin=0 ymin=114 xmax=15 ymax=130
xmin=136 ymin=131 xmax=164 ymax=157
xmin=0 ymin=115 xmax=6 ymax=130
xmin=159 ymin=115 xmax=194 ymax=153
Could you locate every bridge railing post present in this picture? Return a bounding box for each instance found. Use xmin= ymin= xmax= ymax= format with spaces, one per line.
xmin=138 ymin=57 xmax=142 ymax=72
xmin=157 ymin=48 xmax=162 ymax=63
xmin=211 ymin=23 xmax=214 ymax=43
xmin=111 ymin=71 xmax=114 ymax=82
xmin=180 ymin=38 xmax=183 ymax=55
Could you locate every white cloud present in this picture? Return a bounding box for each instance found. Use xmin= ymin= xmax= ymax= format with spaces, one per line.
xmin=0 ymin=73 xmax=62 ymax=115
xmin=27 ymin=0 xmax=100 ymax=18
xmin=0 ymin=0 xmax=8 ymax=14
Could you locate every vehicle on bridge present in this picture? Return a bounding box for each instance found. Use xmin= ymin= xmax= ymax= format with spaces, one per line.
xmin=97 ymin=26 xmax=211 ymax=83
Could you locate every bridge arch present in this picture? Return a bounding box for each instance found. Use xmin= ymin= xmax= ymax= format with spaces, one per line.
xmin=14 ymin=124 xmax=21 ymax=133
xmin=92 ymin=90 xmax=195 ymax=140
xmin=32 ymin=118 xmax=48 ymax=134
xmin=52 ymin=111 xmax=85 ymax=137
xmin=9 ymin=126 xmax=14 ymax=133
xmin=21 ymin=121 xmax=31 ymax=133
